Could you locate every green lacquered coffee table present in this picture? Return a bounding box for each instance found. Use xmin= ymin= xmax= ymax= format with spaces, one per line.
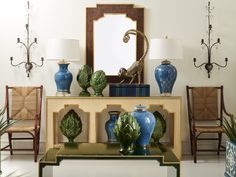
xmin=39 ymin=143 xmax=180 ymax=177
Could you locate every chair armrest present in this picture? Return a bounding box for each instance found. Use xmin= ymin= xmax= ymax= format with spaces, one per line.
xmin=223 ymin=105 xmax=232 ymax=117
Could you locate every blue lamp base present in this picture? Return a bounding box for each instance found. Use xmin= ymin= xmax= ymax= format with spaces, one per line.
xmin=55 ymin=63 xmax=73 ymax=95
xmin=155 ymin=60 xmax=177 ymax=95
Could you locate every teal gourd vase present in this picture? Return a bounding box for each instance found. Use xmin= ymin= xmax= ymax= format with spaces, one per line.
xmin=90 ymin=70 xmax=107 ymax=96
xmin=77 ymin=65 xmax=92 ymax=96
xmin=113 ymin=112 xmax=140 ymax=155
xmin=60 ymin=109 xmax=82 ymax=143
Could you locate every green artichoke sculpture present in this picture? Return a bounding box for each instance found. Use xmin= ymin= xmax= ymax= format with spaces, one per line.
xmin=77 ymin=65 xmax=92 ymax=96
xmin=114 ymin=112 xmax=140 ymax=155
xmin=60 ymin=109 xmax=82 ymax=143
xmin=90 ymin=70 xmax=107 ymax=96
xmin=152 ymin=111 xmax=166 ymax=145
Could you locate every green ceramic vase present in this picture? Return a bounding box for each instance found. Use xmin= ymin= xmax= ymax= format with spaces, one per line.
xmin=90 ymin=70 xmax=107 ymax=96
xmin=77 ymin=65 xmax=92 ymax=96
xmin=152 ymin=111 xmax=166 ymax=145
xmin=60 ymin=109 xmax=82 ymax=143
xmin=114 ymin=112 xmax=140 ymax=155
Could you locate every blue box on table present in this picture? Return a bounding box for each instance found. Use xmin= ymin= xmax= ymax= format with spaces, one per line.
xmin=109 ymin=84 xmax=150 ymax=97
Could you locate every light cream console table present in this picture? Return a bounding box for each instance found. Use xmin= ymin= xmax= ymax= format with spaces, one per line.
xmin=46 ymin=96 xmax=182 ymax=159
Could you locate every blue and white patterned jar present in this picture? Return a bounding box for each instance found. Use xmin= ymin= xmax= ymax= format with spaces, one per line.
xmin=225 ymin=140 xmax=236 ymax=177
xmin=105 ymin=111 xmax=120 ymax=142
xmin=131 ymin=105 xmax=156 ymax=149
xmin=155 ymin=60 xmax=177 ymax=95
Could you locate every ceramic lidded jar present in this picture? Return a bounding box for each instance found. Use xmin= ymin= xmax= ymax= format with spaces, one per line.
xmin=131 ymin=105 xmax=156 ymax=149
xmin=105 ymin=111 xmax=120 ymax=142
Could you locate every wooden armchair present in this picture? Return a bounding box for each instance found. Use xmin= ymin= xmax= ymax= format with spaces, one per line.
xmin=1 ymin=86 xmax=43 ymax=162
xmin=186 ymin=86 xmax=231 ymax=163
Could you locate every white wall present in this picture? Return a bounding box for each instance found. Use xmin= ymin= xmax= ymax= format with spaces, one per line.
xmin=0 ymin=0 xmax=236 ymax=154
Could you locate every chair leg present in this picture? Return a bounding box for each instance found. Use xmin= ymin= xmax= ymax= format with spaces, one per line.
xmin=8 ymin=133 xmax=13 ymax=155
xmin=217 ymin=132 xmax=222 ymax=155
xmin=37 ymin=131 xmax=40 ymax=155
xmin=190 ymin=133 xmax=193 ymax=155
xmin=33 ymin=136 xmax=37 ymax=162
xmin=193 ymin=136 xmax=197 ymax=163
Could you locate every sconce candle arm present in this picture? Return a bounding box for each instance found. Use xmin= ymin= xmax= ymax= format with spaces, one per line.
xmin=31 ymin=57 xmax=44 ymax=67
xmin=212 ymin=58 xmax=228 ymax=68
xmin=193 ymin=58 xmax=207 ymax=68
xmin=10 ymin=57 xmax=26 ymax=67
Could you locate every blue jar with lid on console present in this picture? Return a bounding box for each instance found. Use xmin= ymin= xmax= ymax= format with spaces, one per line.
xmin=131 ymin=105 xmax=156 ymax=149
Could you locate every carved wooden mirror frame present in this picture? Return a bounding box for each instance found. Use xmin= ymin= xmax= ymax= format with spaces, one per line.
xmin=86 ymin=4 xmax=144 ymax=83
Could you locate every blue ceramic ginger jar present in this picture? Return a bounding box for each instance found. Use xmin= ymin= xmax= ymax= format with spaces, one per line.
xmin=131 ymin=105 xmax=156 ymax=148
xmin=105 ymin=111 xmax=120 ymax=142
xmin=155 ymin=60 xmax=177 ymax=95
xmin=55 ymin=63 xmax=73 ymax=93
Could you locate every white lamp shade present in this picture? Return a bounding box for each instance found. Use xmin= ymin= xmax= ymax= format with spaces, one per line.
xmin=149 ymin=38 xmax=182 ymax=60
xmin=46 ymin=39 xmax=80 ymax=61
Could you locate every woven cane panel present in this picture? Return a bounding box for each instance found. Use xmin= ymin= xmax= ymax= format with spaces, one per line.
xmin=11 ymin=87 xmax=38 ymax=120
xmin=192 ymin=87 xmax=218 ymax=120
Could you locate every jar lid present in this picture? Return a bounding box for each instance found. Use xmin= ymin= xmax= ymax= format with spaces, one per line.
xmin=108 ymin=111 xmax=121 ymax=115
xmin=134 ymin=105 xmax=146 ymax=111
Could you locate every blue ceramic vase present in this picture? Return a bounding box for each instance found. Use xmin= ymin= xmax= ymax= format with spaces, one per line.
xmin=131 ymin=105 xmax=156 ymax=148
xmin=105 ymin=111 xmax=120 ymax=142
xmin=55 ymin=63 xmax=73 ymax=94
xmin=155 ymin=60 xmax=177 ymax=95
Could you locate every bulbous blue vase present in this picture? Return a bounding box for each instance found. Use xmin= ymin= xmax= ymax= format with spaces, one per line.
xmin=131 ymin=105 xmax=156 ymax=149
xmin=55 ymin=63 xmax=73 ymax=94
xmin=105 ymin=111 xmax=120 ymax=142
xmin=155 ymin=60 xmax=177 ymax=95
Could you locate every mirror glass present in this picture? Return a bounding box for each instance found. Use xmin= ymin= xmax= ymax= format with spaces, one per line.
xmin=94 ymin=14 xmax=137 ymax=75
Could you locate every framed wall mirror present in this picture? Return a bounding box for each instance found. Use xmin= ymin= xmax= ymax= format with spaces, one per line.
xmin=86 ymin=4 xmax=144 ymax=83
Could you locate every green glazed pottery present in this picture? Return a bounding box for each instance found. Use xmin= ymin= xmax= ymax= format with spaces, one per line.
xmin=152 ymin=110 xmax=166 ymax=145
xmin=90 ymin=70 xmax=107 ymax=96
xmin=60 ymin=109 xmax=82 ymax=143
xmin=114 ymin=112 xmax=140 ymax=155
xmin=77 ymin=65 xmax=92 ymax=96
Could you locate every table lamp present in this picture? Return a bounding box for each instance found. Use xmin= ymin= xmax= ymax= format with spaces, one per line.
xmin=46 ymin=39 xmax=80 ymax=95
xmin=149 ymin=37 xmax=182 ymax=96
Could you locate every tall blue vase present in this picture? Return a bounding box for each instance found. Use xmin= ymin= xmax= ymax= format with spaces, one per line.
xmin=55 ymin=63 xmax=73 ymax=94
xmin=131 ymin=105 xmax=156 ymax=149
xmin=155 ymin=60 xmax=177 ymax=95
xmin=105 ymin=111 xmax=120 ymax=142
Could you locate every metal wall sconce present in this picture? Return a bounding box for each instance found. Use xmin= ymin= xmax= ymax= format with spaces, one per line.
xmin=193 ymin=1 xmax=228 ymax=78
xmin=10 ymin=1 xmax=44 ymax=77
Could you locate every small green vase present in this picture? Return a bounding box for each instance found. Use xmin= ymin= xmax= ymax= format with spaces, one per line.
xmin=90 ymin=70 xmax=107 ymax=96
xmin=152 ymin=111 xmax=166 ymax=151
xmin=77 ymin=65 xmax=92 ymax=96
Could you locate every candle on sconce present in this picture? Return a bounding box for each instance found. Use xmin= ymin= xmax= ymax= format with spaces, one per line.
xmin=17 ymin=38 xmax=20 ymax=43
xmin=201 ymin=39 xmax=204 ymax=44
